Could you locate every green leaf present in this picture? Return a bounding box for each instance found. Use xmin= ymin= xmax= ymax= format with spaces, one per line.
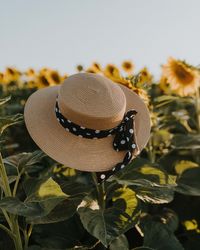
xmin=131 ymin=247 xmax=155 ymax=250
xmin=0 ymin=113 xmax=23 ymax=135
xmin=110 ymin=158 xmax=176 ymax=187
xmin=154 ymin=95 xmax=179 ymax=108
xmin=0 ymin=96 xmax=11 ymax=106
xmin=32 ymin=215 xmax=86 ymax=249
xmin=65 ymin=248 xmax=89 ymax=250
xmin=3 ymin=150 xmax=46 ymax=173
xmin=0 ymin=197 xmax=43 ymax=217
xmin=176 ymin=168 xmax=200 ymax=196
xmin=159 ymin=208 xmax=179 ymax=233
xmin=78 ymin=187 xmax=140 ymax=247
xmin=135 ymin=186 xmax=174 ymax=204
xmin=26 ymin=177 xmax=68 ymax=202
xmin=25 ymin=177 xmax=68 ymax=214
xmin=0 ymin=175 xmax=16 ymax=187
xmin=172 ymin=134 xmax=200 ymax=150
xmin=27 ymin=199 xmax=80 ymax=224
xmin=27 ymin=246 xmax=42 ymax=250
xmin=109 ymin=158 xmax=176 ymax=204
xmin=0 ymin=178 xmax=80 ymax=222
xmin=175 ymin=160 xmax=199 ymax=175
xmin=140 ymin=218 xmax=184 ymax=250
xmin=25 ymin=178 xmax=91 ymax=224
xmin=109 ymin=234 xmax=129 ymax=250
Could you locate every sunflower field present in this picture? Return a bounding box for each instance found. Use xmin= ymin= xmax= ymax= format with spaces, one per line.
xmin=0 ymin=58 xmax=200 ymax=250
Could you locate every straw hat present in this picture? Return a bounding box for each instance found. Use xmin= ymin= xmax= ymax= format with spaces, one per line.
xmin=24 ymin=73 xmax=151 ymax=181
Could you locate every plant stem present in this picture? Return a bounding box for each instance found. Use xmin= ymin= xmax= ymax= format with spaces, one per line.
xmin=147 ymin=134 xmax=155 ymax=163
xmin=195 ymin=86 xmax=200 ymax=132
xmin=13 ymin=170 xmax=23 ymax=197
xmin=12 ymin=216 xmax=23 ymax=250
xmin=0 ymin=223 xmax=15 ymax=240
xmin=0 ymin=152 xmax=23 ymax=250
xmin=0 ymin=152 xmax=12 ymax=197
xmin=99 ymin=182 xmax=105 ymax=210
xmin=91 ymin=173 xmax=105 ymax=209
xmin=2 ymin=209 xmax=13 ymax=230
xmin=24 ymin=224 xmax=33 ymax=249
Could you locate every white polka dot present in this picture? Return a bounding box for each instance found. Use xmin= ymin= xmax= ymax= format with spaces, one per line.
xmin=126 ymin=137 xmax=129 ymax=141
xmin=93 ymin=137 xmax=98 ymax=139
xmin=109 ymin=129 xmax=113 ymax=132
xmin=80 ymin=126 xmax=85 ymax=129
xmin=86 ymin=133 xmax=91 ymax=135
xmin=112 ymin=167 xmax=116 ymax=171
xmin=121 ymin=164 xmax=125 ymax=169
xmin=120 ymin=140 xmax=126 ymax=144
xmin=95 ymin=130 xmax=100 ymax=133
xmin=72 ymin=127 xmax=77 ymax=131
xmin=129 ymin=129 xmax=134 ymax=134
xmin=55 ymin=108 xmax=58 ymax=112
xmin=114 ymin=143 xmax=117 ymax=146
xmin=65 ymin=128 xmax=69 ymax=132
xmin=57 ymin=118 xmax=60 ymax=122
xmin=78 ymin=135 xmax=83 ymax=138
xmin=125 ymin=117 xmax=129 ymax=121
xmin=100 ymin=174 xmax=106 ymax=179
xmin=61 ymin=119 xmax=64 ymax=123
xmin=132 ymin=144 xmax=136 ymax=149
xmin=107 ymin=134 xmax=112 ymax=137
xmin=116 ymin=149 xmax=119 ymax=152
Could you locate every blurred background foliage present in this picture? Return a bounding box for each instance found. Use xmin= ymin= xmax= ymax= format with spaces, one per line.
xmin=0 ymin=57 xmax=200 ymax=250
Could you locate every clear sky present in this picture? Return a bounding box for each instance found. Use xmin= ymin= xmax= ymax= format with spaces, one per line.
xmin=0 ymin=0 xmax=200 ymax=77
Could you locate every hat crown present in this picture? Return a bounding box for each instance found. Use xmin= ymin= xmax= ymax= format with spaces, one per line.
xmin=58 ymin=73 xmax=126 ymax=130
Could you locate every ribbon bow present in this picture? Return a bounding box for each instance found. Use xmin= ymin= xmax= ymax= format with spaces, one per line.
xmin=96 ymin=109 xmax=138 ymax=182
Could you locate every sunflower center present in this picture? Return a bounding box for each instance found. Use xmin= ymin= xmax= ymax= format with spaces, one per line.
xmin=51 ymin=72 xmax=60 ymax=83
xmin=174 ymin=64 xmax=194 ymax=85
xmin=40 ymin=75 xmax=49 ymax=86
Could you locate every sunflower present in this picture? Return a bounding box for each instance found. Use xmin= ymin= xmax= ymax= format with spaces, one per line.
xmin=92 ymin=62 xmax=102 ymax=71
xmin=25 ymin=68 xmax=35 ymax=78
xmin=86 ymin=62 xmax=102 ymax=74
xmin=3 ymin=67 xmax=21 ymax=84
xmin=26 ymin=80 xmax=37 ymax=89
xmin=46 ymin=70 xmax=62 ymax=85
xmin=76 ymin=65 xmax=84 ymax=72
xmin=86 ymin=67 xmax=99 ymax=74
xmin=0 ymin=73 xmax=4 ymax=83
xmin=104 ymin=64 xmax=121 ymax=79
xmin=103 ymin=65 xmax=132 ymax=89
xmin=122 ymin=61 xmax=134 ymax=73
xmin=39 ymin=67 xmax=49 ymax=74
xmin=137 ymin=67 xmax=153 ymax=86
xmin=36 ymin=74 xmax=50 ymax=88
xmin=132 ymin=87 xmax=150 ymax=105
xmin=159 ymin=76 xmax=171 ymax=94
xmin=162 ymin=57 xmax=200 ymax=96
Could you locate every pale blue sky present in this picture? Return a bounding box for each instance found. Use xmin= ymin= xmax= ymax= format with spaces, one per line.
xmin=0 ymin=0 xmax=200 ymax=77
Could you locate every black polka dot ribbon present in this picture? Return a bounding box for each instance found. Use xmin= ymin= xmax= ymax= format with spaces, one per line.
xmin=55 ymin=96 xmax=138 ymax=183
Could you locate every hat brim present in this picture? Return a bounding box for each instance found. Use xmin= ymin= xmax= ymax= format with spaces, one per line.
xmin=24 ymin=84 xmax=151 ymax=172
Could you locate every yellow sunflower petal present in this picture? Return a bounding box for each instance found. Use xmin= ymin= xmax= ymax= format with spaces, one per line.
xmin=162 ymin=57 xmax=200 ymax=96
